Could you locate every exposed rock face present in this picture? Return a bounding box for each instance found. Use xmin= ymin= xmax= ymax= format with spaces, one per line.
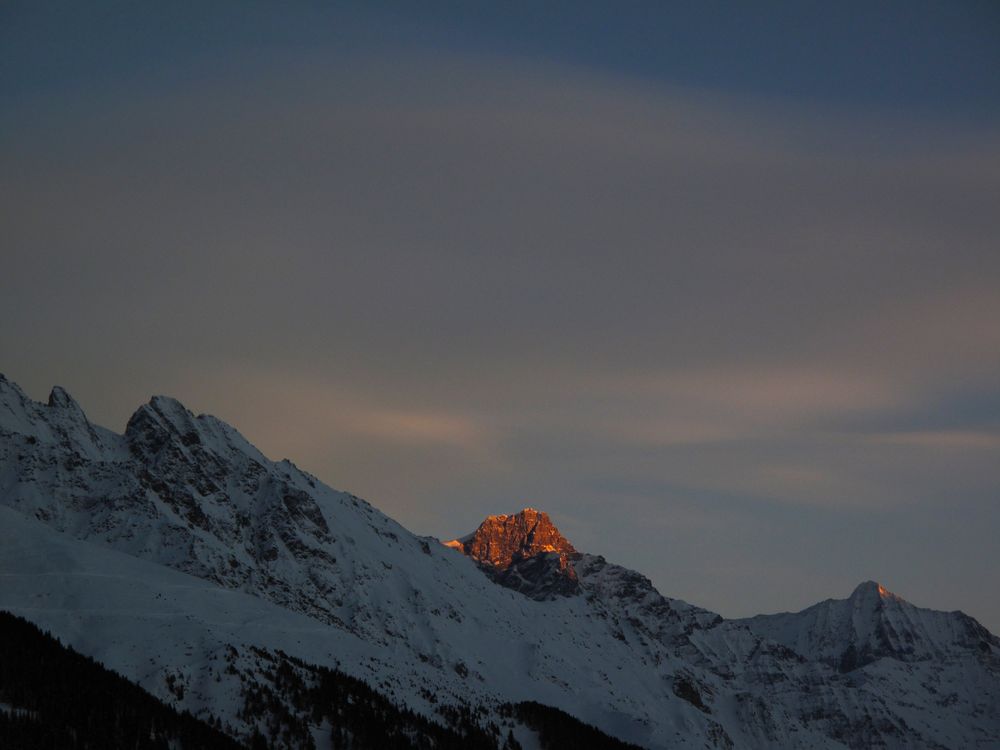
xmin=445 ymin=508 xmax=580 ymax=598
xmin=451 ymin=508 xmax=576 ymax=567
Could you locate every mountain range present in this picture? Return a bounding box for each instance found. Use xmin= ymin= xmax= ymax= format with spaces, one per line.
xmin=0 ymin=373 xmax=997 ymax=748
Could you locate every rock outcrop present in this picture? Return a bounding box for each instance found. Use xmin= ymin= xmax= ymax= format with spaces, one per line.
xmin=445 ymin=508 xmax=580 ymax=598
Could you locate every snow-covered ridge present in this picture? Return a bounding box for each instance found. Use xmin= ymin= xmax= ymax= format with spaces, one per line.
xmin=1 ymin=373 xmax=998 ymax=748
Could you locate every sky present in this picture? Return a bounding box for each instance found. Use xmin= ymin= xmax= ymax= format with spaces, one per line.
xmin=2 ymin=1 xmax=999 ymax=629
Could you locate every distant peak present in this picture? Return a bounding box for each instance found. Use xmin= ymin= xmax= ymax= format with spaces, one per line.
xmin=148 ymin=394 xmax=192 ymax=415
xmin=444 ymin=508 xmax=576 ymax=570
xmin=851 ymin=580 xmax=903 ymax=602
xmin=444 ymin=509 xmax=581 ymax=598
xmin=126 ymin=394 xmax=202 ymax=449
xmin=130 ymin=394 xmax=197 ymax=426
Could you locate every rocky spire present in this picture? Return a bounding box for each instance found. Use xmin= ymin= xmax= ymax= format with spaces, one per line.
xmin=444 ymin=508 xmax=580 ymax=599
xmin=447 ymin=508 xmax=576 ymax=569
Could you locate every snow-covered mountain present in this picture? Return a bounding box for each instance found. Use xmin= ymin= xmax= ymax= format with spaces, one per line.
xmin=1 ymin=373 xmax=998 ymax=748
xmin=742 ymin=580 xmax=998 ymax=671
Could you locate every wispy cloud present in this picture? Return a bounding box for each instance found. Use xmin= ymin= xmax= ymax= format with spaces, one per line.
xmin=346 ymin=409 xmax=484 ymax=446
xmin=588 ymin=367 xmax=905 ymax=437
xmin=866 ymin=430 xmax=1000 ymax=450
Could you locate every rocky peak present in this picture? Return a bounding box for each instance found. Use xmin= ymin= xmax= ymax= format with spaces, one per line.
xmin=444 ymin=508 xmax=580 ymax=599
xmin=127 ymin=396 xmax=196 ymax=439
xmin=124 ymin=396 xmax=223 ymax=469
xmin=47 ymin=385 xmax=90 ymax=423
xmin=850 ymin=580 xmax=902 ymax=603
xmin=0 ymin=378 xmax=106 ymax=456
xmin=47 ymin=385 xmax=79 ymax=410
xmin=448 ymin=508 xmax=576 ymax=569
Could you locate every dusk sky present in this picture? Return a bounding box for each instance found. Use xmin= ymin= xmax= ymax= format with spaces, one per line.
xmin=3 ymin=2 xmax=999 ymax=630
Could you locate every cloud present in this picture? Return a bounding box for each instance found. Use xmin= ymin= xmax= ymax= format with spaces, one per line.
xmin=866 ymin=430 xmax=1000 ymax=450
xmin=584 ymin=367 xmax=906 ymax=442
xmin=851 ymin=285 xmax=1000 ymax=384
xmin=162 ymin=364 xmax=500 ymax=460
xmin=346 ymin=409 xmax=484 ymax=446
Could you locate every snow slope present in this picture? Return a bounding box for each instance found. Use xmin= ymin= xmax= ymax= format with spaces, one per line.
xmin=1 ymin=374 xmax=998 ymax=748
